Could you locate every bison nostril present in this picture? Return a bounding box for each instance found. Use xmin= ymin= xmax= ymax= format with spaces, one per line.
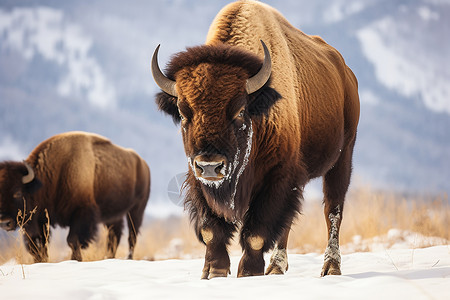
xmin=195 ymin=161 xmax=205 ymax=174
xmin=215 ymin=162 xmax=224 ymax=175
xmin=195 ymin=160 xmax=225 ymax=178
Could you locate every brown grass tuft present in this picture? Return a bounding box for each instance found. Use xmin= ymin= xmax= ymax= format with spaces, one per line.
xmin=288 ymin=187 xmax=449 ymax=253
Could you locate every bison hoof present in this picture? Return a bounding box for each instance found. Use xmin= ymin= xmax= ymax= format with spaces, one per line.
xmin=265 ymin=263 xmax=288 ymax=275
xmin=201 ymin=267 xmax=229 ymax=280
xmin=237 ymin=254 xmax=265 ymax=277
xmin=265 ymin=247 xmax=288 ymax=275
xmin=321 ymin=259 xmax=341 ymax=276
xmin=237 ymin=268 xmax=264 ymax=277
xmin=70 ymin=249 xmax=82 ymax=262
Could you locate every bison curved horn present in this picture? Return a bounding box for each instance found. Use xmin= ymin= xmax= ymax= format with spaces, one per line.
xmin=246 ymin=40 xmax=272 ymax=94
xmin=22 ymin=161 xmax=35 ymax=184
xmin=151 ymin=44 xmax=178 ymax=97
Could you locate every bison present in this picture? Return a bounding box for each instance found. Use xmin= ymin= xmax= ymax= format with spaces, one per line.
xmin=152 ymin=0 xmax=359 ymax=278
xmin=0 ymin=131 xmax=150 ymax=262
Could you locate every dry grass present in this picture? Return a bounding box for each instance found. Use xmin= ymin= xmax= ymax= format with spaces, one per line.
xmin=288 ymin=187 xmax=449 ymax=253
xmin=0 ymin=186 xmax=448 ymax=265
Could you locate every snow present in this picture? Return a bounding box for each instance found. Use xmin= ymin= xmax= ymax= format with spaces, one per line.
xmin=359 ymin=89 xmax=381 ymax=106
xmin=356 ymin=15 xmax=450 ymax=115
xmin=0 ymin=136 xmax=26 ymax=161
xmin=323 ymin=0 xmax=367 ymax=24
xmin=1 ymin=245 xmax=448 ymax=299
xmin=341 ymin=229 xmax=449 ymax=254
xmin=417 ymin=6 xmax=440 ymax=21
xmin=145 ymin=201 xmax=184 ymax=218
xmin=0 ymin=6 xmax=116 ymax=108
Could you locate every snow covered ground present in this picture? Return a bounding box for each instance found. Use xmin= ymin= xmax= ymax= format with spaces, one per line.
xmin=1 ymin=245 xmax=448 ymax=300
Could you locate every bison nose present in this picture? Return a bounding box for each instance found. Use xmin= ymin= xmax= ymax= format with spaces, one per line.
xmin=0 ymin=214 xmax=14 ymax=231
xmin=194 ymin=159 xmax=226 ymax=180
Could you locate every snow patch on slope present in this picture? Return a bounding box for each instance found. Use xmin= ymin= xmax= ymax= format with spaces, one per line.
xmin=417 ymin=5 xmax=440 ymax=21
xmin=0 ymin=7 xmax=116 ymax=108
xmin=0 ymin=136 xmax=26 ymax=160
xmin=357 ymin=15 xmax=450 ymax=115
xmin=359 ymin=89 xmax=380 ymax=106
xmin=323 ymin=0 xmax=367 ymax=23
xmin=341 ymin=229 xmax=449 ymax=254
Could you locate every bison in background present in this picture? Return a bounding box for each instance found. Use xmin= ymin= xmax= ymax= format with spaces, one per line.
xmin=152 ymin=0 xmax=359 ymax=278
xmin=0 ymin=131 xmax=151 ymax=262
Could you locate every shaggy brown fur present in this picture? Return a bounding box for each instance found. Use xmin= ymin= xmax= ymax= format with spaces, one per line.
xmin=0 ymin=131 xmax=151 ymax=262
xmin=155 ymin=0 xmax=359 ymax=278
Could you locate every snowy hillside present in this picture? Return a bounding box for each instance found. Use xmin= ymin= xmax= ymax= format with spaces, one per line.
xmin=1 ymin=245 xmax=449 ymax=299
xmin=0 ymin=0 xmax=449 ymax=210
xmin=357 ymin=9 xmax=450 ymax=115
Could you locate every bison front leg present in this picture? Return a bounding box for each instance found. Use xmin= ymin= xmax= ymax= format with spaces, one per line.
xmin=198 ymin=217 xmax=236 ymax=280
xmin=66 ymin=207 xmax=98 ymax=261
xmin=24 ymin=229 xmax=49 ymax=263
xmin=238 ymin=176 xmax=301 ymax=278
xmin=67 ymin=235 xmax=82 ymax=261
xmin=265 ymin=225 xmax=290 ymax=275
xmin=237 ymin=234 xmax=265 ymax=277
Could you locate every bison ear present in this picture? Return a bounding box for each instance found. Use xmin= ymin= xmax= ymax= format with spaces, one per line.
xmin=155 ymin=92 xmax=181 ymax=124
xmin=248 ymin=84 xmax=282 ymax=118
xmin=23 ymin=178 xmax=42 ymax=194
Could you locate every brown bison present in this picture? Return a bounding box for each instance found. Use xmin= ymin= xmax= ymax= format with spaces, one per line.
xmin=0 ymin=131 xmax=150 ymax=262
xmin=152 ymin=1 xmax=359 ymax=278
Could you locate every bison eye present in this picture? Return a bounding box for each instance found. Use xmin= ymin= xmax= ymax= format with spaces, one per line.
xmin=234 ymin=109 xmax=245 ymax=120
xmin=178 ymin=111 xmax=186 ymax=123
xmin=177 ymin=101 xmax=193 ymax=123
xmin=13 ymin=191 xmax=23 ymax=199
xmin=178 ymin=108 xmax=188 ymax=122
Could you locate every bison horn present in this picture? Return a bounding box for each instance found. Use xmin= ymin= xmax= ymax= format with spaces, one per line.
xmin=151 ymin=44 xmax=178 ymax=97
xmin=22 ymin=161 xmax=35 ymax=184
xmin=246 ymin=40 xmax=272 ymax=94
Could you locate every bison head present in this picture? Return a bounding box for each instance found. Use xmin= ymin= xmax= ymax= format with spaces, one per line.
xmin=0 ymin=161 xmax=42 ymax=231
xmin=152 ymin=41 xmax=281 ymax=220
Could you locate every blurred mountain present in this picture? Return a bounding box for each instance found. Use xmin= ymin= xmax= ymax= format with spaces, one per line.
xmin=0 ymin=0 xmax=449 ymax=214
